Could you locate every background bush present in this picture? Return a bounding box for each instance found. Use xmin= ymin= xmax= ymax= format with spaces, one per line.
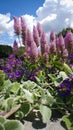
xmin=0 ymin=45 xmax=13 ymax=58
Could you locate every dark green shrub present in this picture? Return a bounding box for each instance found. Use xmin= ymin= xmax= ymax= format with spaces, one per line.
xmin=0 ymin=45 xmax=13 ymax=58
xmin=57 ymin=27 xmax=73 ymax=37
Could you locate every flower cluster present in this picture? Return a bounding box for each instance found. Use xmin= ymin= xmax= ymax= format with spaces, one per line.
xmin=57 ymin=78 xmax=73 ymax=97
xmin=3 ymin=54 xmax=25 ymax=82
xmin=14 ymin=16 xmax=73 ymax=64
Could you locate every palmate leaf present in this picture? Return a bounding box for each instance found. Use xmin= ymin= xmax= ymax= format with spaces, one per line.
xmin=39 ymin=105 xmax=52 ymax=123
xmin=4 ymin=120 xmax=23 ymax=130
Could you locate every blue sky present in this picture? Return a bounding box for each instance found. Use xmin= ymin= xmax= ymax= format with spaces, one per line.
xmin=0 ymin=0 xmax=44 ymax=17
xmin=0 ymin=0 xmax=73 ymax=46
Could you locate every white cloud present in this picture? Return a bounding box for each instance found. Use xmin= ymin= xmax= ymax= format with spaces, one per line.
xmin=0 ymin=13 xmax=14 ymax=38
xmin=60 ymin=0 xmax=73 ymax=7
xmin=0 ymin=13 xmax=10 ymax=23
xmin=40 ymin=14 xmax=57 ymax=24
xmin=36 ymin=0 xmax=73 ymax=35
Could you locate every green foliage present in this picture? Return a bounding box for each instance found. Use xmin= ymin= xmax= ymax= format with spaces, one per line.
xmin=57 ymin=27 xmax=73 ymax=37
xmin=63 ymin=63 xmax=73 ymax=75
xmin=0 ymin=53 xmax=73 ymax=128
xmin=53 ymin=61 xmax=63 ymax=70
xmin=0 ymin=116 xmax=23 ymax=130
xmin=0 ymin=72 xmax=54 ymax=123
xmin=0 ymin=123 xmax=5 ymax=130
xmin=4 ymin=120 xmax=23 ymax=130
xmin=10 ymin=82 xmax=20 ymax=94
xmin=40 ymin=105 xmax=52 ymax=123
xmin=0 ymin=70 xmax=5 ymax=90
xmin=0 ymin=116 xmax=6 ymax=124
xmin=0 ymin=45 xmax=13 ymax=58
xmin=15 ymin=103 xmax=31 ymax=120
xmin=62 ymin=114 xmax=73 ymax=130
xmin=14 ymin=46 xmax=25 ymax=57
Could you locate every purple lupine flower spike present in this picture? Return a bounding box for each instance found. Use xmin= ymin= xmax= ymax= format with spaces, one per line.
xmin=33 ymin=25 xmax=40 ymax=47
xmin=14 ymin=16 xmax=21 ymax=35
xmin=37 ymin=22 xmax=43 ymax=37
xmin=30 ymin=41 xmax=38 ymax=62
xmin=64 ymin=30 xmax=73 ymax=55
xmin=40 ymin=31 xmax=48 ymax=55
xmin=59 ymin=33 xmax=65 ymax=52
xmin=21 ymin=16 xmax=27 ymax=34
xmin=49 ymin=41 xmax=56 ymax=53
xmin=50 ymin=30 xmax=56 ymax=42
xmin=56 ymin=36 xmax=61 ymax=54
xmin=40 ymin=31 xmax=48 ymax=45
xmin=25 ymin=29 xmax=33 ymax=46
xmin=43 ymin=52 xmax=49 ymax=63
xmin=21 ymin=16 xmax=27 ymax=45
xmin=13 ymin=40 xmax=19 ymax=51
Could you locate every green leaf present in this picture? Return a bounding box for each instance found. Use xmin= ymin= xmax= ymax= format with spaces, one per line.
xmin=6 ymin=98 xmax=14 ymax=110
xmin=4 ymin=120 xmax=23 ymax=130
xmin=0 ymin=122 xmax=5 ymax=130
xmin=22 ymin=80 xmax=37 ymax=90
xmin=39 ymin=105 xmax=52 ymax=123
xmin=2 ymin=100 xmax=8 ymax=111
xmin=10 ymin=82 xmax=20 ymax=93
xmin=46 ymin=91 xmax=55 ymax=105
xmin=36 ymin=71 xmax=46 ymax=82
xmin=48 ymin=74 xmax=57 ymax=82
xmin=20 ymin=103 xmax=31 ymax=116
xmin=63 ymin=63 xmax=73 ymax=75
xmin=54 ymin=81 xmax=60 ymax=86
xmin=62 ymin=115 xmax=72 ymax=130
xmin=4 ymin=80 xmax=11 ymax=88
xmin=15 ymin=111 xmax=24 ymax=120
xmin=59 ymin=71 xmax=68 ymax=80
xmin=2 ymin=98 xmax=14 ymax=111
xmin=22 ymin=88 xmax=34 ymax=103
xmin=0 ymin=116 xmax=6 ymax=124
xmin=3 ymin=80 xmax=12 ymax=93
xmin=0 ymin=70 xmax=5 ymax=87
xmin=35 ymin=76 xmax=41 ymax=84
xmin=53 ymin=61 xmax=63 ymax=69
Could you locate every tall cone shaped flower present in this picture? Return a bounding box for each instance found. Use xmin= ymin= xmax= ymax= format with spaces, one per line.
xmin=14 ymin=16 xmax=21 ymax=35
xmin=33 ymin=25 xmax=40 ymax=47
xmin=30 ymin=41 xmax=38 ymax=62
